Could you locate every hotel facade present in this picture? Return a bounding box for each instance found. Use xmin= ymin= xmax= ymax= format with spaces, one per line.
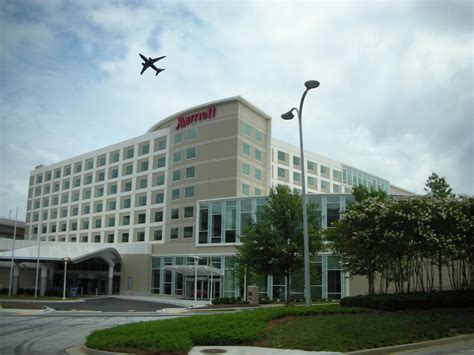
xmin=0 ymin=97 xmax=410 ymax=300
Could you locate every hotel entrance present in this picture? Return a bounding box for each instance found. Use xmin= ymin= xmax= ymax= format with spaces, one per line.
xmin=184 ymin=275 xmax=221 ymax=300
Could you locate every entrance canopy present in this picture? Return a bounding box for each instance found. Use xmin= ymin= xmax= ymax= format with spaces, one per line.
xmin=0 ymin=245 xmax=122 ymax=265
xmin=164 ymin=265 xmax=224 ymax=276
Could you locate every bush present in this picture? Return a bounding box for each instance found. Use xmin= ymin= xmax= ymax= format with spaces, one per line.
xmin=16 ymin=288 xmax=35 ymax=296
xmin=340 ymin=290 xmax=474 ymax=311
xmin=212 ymin=297 xmax=249 ymax=305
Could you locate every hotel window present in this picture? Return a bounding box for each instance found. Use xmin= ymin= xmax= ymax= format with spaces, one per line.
xmin=94 ymin=235 xmax=100 ymax=243
xmin=154 ymin=211 xmax=163 ymax=222
xmin=156 ymin=138 xmax=167 ymax=151
xmin=82 ymin=220 xmax=89 ymax=230
xmin=44 ymin=184 xmax=51 ymax=194
xmin=124 ymin=181 xmax=132 ymax=192
xmin=333 ymin=170 xmax=342 ymax=182
xmin=138 ymin=196 xmax=147 ymax=206
xmin=293 ymin=156 xmax=301 ymax=167
xmin=186 ymin=166 xmax=195 ymax=178
xmin=122 ymin=233 xmax=129 ymax=243
xmin=186 ymin=147 xmax=196 ymax=159
xmin=107 ymin=234 xmax=114 ymax=243
xmin=255 ymin=149 xmax=262 ymax=161
xmin=173 ymin=170 xmax=181 ymax=181
xmin=63 ymin=180 xmax=70 ymax=189
xmin=110 ymin=151 xmax=120 ymax=163
xmin=242 ymin=163 xmax=250 ymax=176
xmin=34 ymin=199 xmax=40 ymax=209
xmin=255 ymin=168 xmax=262 ymax=180
xmin=96 ymin=203 xmax=103 ymax=213
xmin=277 ymin=167 xmax=286 ymax=178
xmin=125 ymin=147 xmax=134 ymax=159
xmin=42 ymin=197 xmax=49 ymax=207
xmin=98 ymin=155 xmax=106 ymax=167
xmin=183 ymin=226 xmax=193 ymax=238
xmin=72 ymin=222 xmax=78 ymax=231
xmin=171 ymin=208 xmax=179 ymax=219
xmin=54 ymin=183 xmax=60 ymax=192
xmin=156 ymin=175 xmax=165 ymax=186
xmin=255 ymin=187 xmax=262 ymax=196
xmin=242 ymin=143 xmax=250 ymax=156
xmin=51 ymin=224 xmax=57 ymax=233
xmin=308 ymin=176 xmax=316 ymax=188
xmin=138 ymin=214 xmax=146 ymax=224
xmin=110 ymin=168 xmax=119 ymax=179
xmin=242 ymin=122 xmax=251 ymax=136
xmin=109 ymin=184 xmax=118 ymax=194
xmin=42 ymin=211 xmax=48 ymax=220
xmin=320 ymin=165 xmax=330 ymax=178
xmin=54 ymin=169 xmax=61 ymax=179
xmin=85 ymin=174 xmax=93 ymax=184
xmin=140 ymin=143 xmax=150 ymax=155
xmin=185 ymin=186 xmax=194 ymax=198
xmin=139 ymin=160 xmax=149 ymax=172
xmin=255 ymin=130 xmax=263 ymax=142
xmin=45 ymin=171 xmax=51 ymax=181
xmin=86 ymin=159 xmax=94 ymax=170
xmin=35 ymin=186 xmax=41 ymax=196
xmin=170 ymin=227 xmax=179 ymax=239
xmin=97 ymin=171 xmax=105 ymax=181
xmin=52 ymin=195 xmax=59 ymax=205
xmin=62 ymin=194 xmax=69 ymax=204
xmin=72 ymin=191 xmax=80 ymax=202
xmin=184 ymin=206 xmax=194 ymax=218
xmin=157 ymin=157 xmax=166 ymax=168
xmin=124 ymin=164 xmax=133 ymax=175
xmin=123 ymin=215 xmax=130 ymax=225
xmin=96 ymin=186 xmax=104 ymax=197
xmin=293 ymin=172 xmax=301 ymax=183
xmin=74 ymin=162 xmax=82 ymax=173
xmin=174 ymin=132 xmax=183 ymax=145
xmin=154 ymin=230 xmax=162 ymax=241
xmin=51 ymin=209 xmax=58 ymax=218
xmin=64 ymin=165 xmax=71 ymax=176
xmin=321 ymin=180 xmax=330 ymax=192
xmin=188 ymin=127 xmax=197 ymax=140
xmin=155 ymin=192 xmax=164 ymax=204
xmin=172 ymin=189 xmax=180 ymax=200
xmin=173 ymin=151 xmax=182 ymax=163
xmin=138 ymin=178 xmax=147 ymax=189
xmin=83 ymin=205 xmax=90 ymax=214
xmin=108 ymin=217 xmax=115 ymax=227
xmin=109 ymin=200 xmax=117 ymax=210
xmin=61 ymin=223 xmax=67 ymax=232
xmin=333 ymin=184 xmax=341 ymax=193
xmin=242 ymin=183 xmax=250 ymax=196
xmin=277 ymin=151 xmax=286 ymax=162
xmin=123 ymin=198 xmax=131 ymax=209
xmin=74 ymin=177 xmax=81 ymax=187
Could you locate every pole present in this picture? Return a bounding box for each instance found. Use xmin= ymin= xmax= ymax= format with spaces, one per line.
xmin=210 ymin=268 xmax=213 ymax=304
xmin=8 ymin=208 xmax=18 ymax=296
xmin=62 ymin=260 xmax=68 ymax=299
xmin=34 ymin=212 xmax=42 ymax=298
xmin=243 ymin=266 xmax=247 ymax=301
xmin=194 ymin=258 xmax=198 ymax=307
xmin=298 ymin=89 xmax=312 ymax=307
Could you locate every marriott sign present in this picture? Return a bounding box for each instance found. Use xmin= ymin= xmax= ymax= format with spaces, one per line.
xmin=175 ymin=106 xmax=217 ymax=130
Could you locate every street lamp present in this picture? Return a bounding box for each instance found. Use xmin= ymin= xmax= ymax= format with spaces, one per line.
xmin=62 ymin=257 xmax=70 ymax=300
xmin=281 ymin=80 xmax=320 ymax=307
xmin=191 ymin=256 xmax=201 ymax=307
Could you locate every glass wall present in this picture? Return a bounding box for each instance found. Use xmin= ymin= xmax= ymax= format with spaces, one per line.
xmin=342 ymin=164 xmax=390 ymax=193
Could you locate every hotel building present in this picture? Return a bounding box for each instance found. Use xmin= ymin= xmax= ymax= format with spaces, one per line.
xmin=0 ymin=97 xmax=410 ymax=300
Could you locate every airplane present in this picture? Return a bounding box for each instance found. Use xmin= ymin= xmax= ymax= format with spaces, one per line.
xmin=139 ymin=53 xmax=166 ymax=76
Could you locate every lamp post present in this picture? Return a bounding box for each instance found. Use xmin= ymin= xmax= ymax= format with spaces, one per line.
xmin=62 ymin=257 xmax=70 ymax=300
xmin=281 ymin=80 xmax=320 ymax=307
xmin=191 ymin=256 xmax=201 ymax=307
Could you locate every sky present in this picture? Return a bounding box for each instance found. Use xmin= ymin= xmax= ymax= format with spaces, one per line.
xmin=0 ymin=0 xmax=472 ymax=220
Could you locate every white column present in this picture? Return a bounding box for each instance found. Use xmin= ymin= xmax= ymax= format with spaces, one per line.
xmin=108 ymin=264 xmax=114 ymax=295
xmin=40 ymin=265 xmax=48 ymax=296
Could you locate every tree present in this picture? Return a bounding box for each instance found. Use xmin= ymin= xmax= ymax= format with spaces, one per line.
xmin=352 ymin=185 xmax=387 ymax=202
xmin=424 ymin=172 xmax=454 ymax=198
xmin=236 ymin=185 xmax=321 ymax=304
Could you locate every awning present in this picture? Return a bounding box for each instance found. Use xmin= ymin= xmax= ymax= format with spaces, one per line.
xmin=0 ymin=245 xmax=122 ymax=265
xmin=164 ymin=265 xmax=224 ymax=276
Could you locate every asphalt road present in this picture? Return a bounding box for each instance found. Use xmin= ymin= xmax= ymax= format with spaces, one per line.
xmin=41 ymin=297 xmax=181 ymax=312
xmin=0 ymin=314 xmax=175 ymax=355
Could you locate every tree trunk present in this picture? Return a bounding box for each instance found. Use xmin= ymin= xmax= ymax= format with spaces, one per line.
xmin=285 ymin=271 xmax=291 ymax=306
xmin=438 ymin=253 xmax=443 ymax=291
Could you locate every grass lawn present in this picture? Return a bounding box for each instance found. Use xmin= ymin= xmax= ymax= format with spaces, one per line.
xmin=263 ymin=308 xmax=474 ymax=352
xmin=86 ymin=306 xmax=474 ymax=354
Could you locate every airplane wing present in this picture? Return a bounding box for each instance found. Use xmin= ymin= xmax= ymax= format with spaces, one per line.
xmin=139 ymin=53 xmax=148 ymax=61
xmin=140 ymin=65 xmax=148 ymax=75
xmin=149 ymin=63 xmax=160 ymax=72
xmin=151 ymin=56 xmax=166 ymax=64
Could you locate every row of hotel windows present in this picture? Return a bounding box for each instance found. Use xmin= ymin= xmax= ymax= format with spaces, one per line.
xmin=276 ymin=151 xmax=341 ymax=180
xmin=31 ymin=205 xmax=195 ymax=233
xmin=31 ymin=137 xmax=168 ymax=185
xmin=32 ymin=225 xmax=195 ymax=243
xmin=242 ymin=122 xmax=264 ymax=143
xmin=276 ymin=168 xmax=347 ymax=193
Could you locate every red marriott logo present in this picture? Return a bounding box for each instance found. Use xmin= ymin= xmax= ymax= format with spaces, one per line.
xmin=175 ymin=106 xmax=217 ymax=130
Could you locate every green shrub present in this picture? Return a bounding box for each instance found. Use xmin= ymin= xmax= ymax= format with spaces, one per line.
xmin=340 ymin=290 xmax=474 ymax=311
xmin=212 ymin=297 xmax=249 ymax=305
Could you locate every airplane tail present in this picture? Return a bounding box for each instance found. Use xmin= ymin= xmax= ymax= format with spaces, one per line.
xmin=156 ymin=69 xmax=165 ymax=76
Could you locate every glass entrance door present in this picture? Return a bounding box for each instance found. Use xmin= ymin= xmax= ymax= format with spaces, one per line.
xmin=184 ymin=276 xmax=209 ymax=300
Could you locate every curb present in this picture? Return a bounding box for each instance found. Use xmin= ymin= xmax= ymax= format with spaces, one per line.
xmin=347 ymin=333 xmax=474 ymax=354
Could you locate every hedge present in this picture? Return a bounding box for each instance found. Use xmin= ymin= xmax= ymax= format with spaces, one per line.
xmin=340 ymin=289 xmax=474 ymax=311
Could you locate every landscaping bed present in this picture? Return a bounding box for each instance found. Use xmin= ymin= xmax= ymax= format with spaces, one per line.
xmin=86 ymin=305 xmax=474 ymax=354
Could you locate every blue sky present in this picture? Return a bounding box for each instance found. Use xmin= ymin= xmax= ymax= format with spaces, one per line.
xmin=1 ymin=0 xmax=472 ymax=219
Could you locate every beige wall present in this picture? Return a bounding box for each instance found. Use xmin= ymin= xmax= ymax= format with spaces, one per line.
xmin=119 ymin=254 xmax=151 ymax=296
